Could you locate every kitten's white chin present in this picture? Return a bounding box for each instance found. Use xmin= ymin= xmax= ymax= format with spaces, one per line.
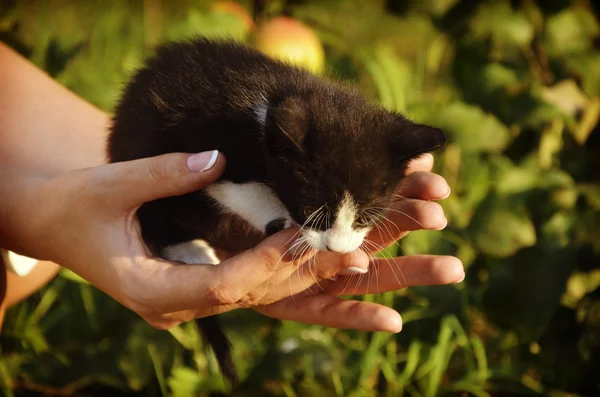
xmin=301 ymin=193 xmax=370 ymax=253
xmin=301 ymin=229 xmax=368 ymax=254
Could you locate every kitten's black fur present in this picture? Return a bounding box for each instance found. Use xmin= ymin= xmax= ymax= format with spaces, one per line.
xmin=108 ymin=39 xmax=445 ymax=383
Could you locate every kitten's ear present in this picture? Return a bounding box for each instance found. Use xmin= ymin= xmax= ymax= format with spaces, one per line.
xmin=264 ymin=97 xmax=307 ymax=157
xmin=389 ymin=119 xmax=446 ymax=162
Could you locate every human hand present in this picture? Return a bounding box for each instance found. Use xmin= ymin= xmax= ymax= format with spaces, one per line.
xmin=3 ymin=151 xmax=435 ymax=331
xmin=255 ymin=153 xmax=464 ymax=331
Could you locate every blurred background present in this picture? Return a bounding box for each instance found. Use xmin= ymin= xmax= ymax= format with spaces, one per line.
xmin=1 ymin=0 xmax=599 ymax=396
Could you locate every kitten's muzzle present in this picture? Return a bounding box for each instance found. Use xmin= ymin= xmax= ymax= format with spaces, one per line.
xmin=301 ymin=228 xmax=369 ymax=254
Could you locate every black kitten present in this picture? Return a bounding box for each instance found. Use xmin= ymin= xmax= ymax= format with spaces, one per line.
xmin=108 ymin=38 xmax=445 ymax=383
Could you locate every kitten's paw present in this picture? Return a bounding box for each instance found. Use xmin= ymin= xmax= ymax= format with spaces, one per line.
xmin=163 ymin=240 xmax=220 ymax=265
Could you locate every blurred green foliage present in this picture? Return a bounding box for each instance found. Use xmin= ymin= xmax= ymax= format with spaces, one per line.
xmin=1 ymin=0 xmax=599 ymax=396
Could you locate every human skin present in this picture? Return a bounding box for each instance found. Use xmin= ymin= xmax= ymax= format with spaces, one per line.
xmin=0 ymin=42 xmax=463 ymax=331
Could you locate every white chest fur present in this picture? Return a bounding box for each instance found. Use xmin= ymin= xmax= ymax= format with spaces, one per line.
xmin=163 ymin=181 xmax=293 ymax=265
xmin=205 ymin=181 xmax=293 ymax=232
xmin=164 ymin=184 xmax=368 ymax=277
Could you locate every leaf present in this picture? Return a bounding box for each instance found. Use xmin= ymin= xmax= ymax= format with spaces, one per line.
xmin=470 ymin=0 xmax=534 ymax=50
xmin=361 ymin=45 xmax=412 ymax=113
xmin=397 ymin=341 xmax=422 ymax=386
xmin=541 ymin=80 xmax=589 ymax=116
xmin=148 ymin=344 xmax=168 ymax=397
xmin=434 ymin=102 xmax=511 ymax=152
xmin=167 ymin=367 xmax=203 ymax=397
xmin=60 ymin=268 xmax=90 ymax=284
xmin=469 ymin=193 xmax=536 ymax=258
xmin=479 ymin=63 xmax=521 ymax=94
xmin=539 ymin=211 xmax=575 ymax=250
xmin=495 ymin=166 xmax=539 ymax=196
xmin=551 ymin=187 xmax=578 ymax=210
xmin=372 ymin=45 xmax=411 ymax=113
xmin=401 ymin=230 xmax=448 ymax=256
xmin=482 ymin=246 xmax=576 ymax=341
xmin=544 ymin=7 xmax=600 ymax=56
xmin=424 ymin=322 xmax=455 ymax=397
xmin=538 ymin=118 xmax=564 ymax=169
xmin=565 ymin=52 xmax=600 ymax=97
xmin=561 ymin=270 xmax=600 ymax=308
xmin=578 ymin=184 xmax=600 ymax=210
xmin=406 ymin=0 xmax=461 ymax=17
xmin=165 ymin=9 xmax=249 ymax=42
xmin=119 ymin=321 xmax=180 ymax=392
xmin=573 ymin=98 xmax=600 ymax=144
xmin=444 ymin=152 xmax=493 ymax=229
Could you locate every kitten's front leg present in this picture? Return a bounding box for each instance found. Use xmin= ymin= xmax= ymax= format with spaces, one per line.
xmin=163 ymin=239 xmax=220 ymax=265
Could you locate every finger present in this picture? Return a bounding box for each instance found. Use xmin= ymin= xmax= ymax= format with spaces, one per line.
xmin=397 ymin=171 xmax=450 ymax=200
xmin=255 ymin=294 xmax=403 ymax=332
xmin=325 ymin=255 xmax=464 ymax=296
xmin=367 ymin=199 xmax=446 ymax=248
xmin=260 ymin=249 xmax=371 ymax=303
xmin=405 ymin=153 xmax=434 ymax=174
xmin=209 ymin=228 xmax=313 ymax=301
xmin=97 ymin=151 xmax=225 ymax=209
xmin=129 ymin=227 xmax=306 ymax=314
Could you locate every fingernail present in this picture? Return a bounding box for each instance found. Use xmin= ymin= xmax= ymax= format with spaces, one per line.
xmin=338 ymin=266 xmax=369 ymax=275
xmin=187 ymin=150 xmax=218 ymax=172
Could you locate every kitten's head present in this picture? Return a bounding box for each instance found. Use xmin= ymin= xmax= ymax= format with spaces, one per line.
xmin=262 ymin=91 xmax=445 ymax=254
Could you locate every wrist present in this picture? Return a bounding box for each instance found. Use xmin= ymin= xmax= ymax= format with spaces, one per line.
xmin=0 ymin=166 xmax=54 ymax=259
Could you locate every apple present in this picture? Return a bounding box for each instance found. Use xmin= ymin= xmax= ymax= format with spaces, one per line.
xmin=211 ymin=1 xmax=255 ymax=33
xmin=253 ymin=16 xmax=325 ymax=74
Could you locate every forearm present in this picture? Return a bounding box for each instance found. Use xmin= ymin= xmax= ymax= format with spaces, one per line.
xmin=0 ymin=43 xmax=109 ymax=173
xmin=0 ymin=43 xmax=110 ymax=310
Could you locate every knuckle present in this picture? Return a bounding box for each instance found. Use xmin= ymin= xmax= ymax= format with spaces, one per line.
xmin=250 ymin=245 xmax=282 ymax=272
xmin=345 ymin=300 xmax=363 ymax=317
xmin=204 ymin=283 xmax=242 ymax=306
xmin=314 ymin=262 xmax=336 ymax=281
xmin=147 ymin=157 xmax=171 ymax=185
xmin=237 ymin=292 xmax=263 ymax=308
xmin=82 ymin=169 xmax=112 ymax=206
xmin=147 ymin=154 xmax=187 ymax=185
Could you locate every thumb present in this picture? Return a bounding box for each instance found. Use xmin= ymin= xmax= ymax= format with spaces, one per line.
xmin=102 ymin=150 xmax=225 ymax=209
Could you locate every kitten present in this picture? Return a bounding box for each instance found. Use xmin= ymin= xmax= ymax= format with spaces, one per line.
xmin=108 ymin=38 xmax=446 ymax=383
